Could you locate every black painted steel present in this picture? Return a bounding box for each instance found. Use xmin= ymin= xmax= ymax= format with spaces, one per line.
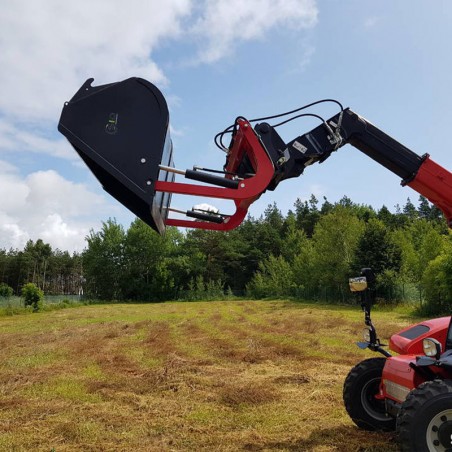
xmin=58 ymin=77 xmax=174 ymax=234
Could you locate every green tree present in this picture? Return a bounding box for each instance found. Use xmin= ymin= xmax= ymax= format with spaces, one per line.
xmin=421 ymin=238 xmax=452 ymax=314
xmin=310 ymin=207 xmax=364 ymax=301
xmin=403 ymin=198 xmax=418 ymax=221
xmin=377 ymin=205 xmax=397 ymax=229
xmin=320 ymin=196 xmax=334 ymax=215
xmin=353 ymin=218 xmax=403 ymax=301
xmin=247 ymin=255 xmax=294 ymax=298
xmin=396 ymin=220 xmax=444 ymax=284
xmin=293 ymin=195 xmax=320 ymax=237
xmin=282 ymin=221 xmax=315 ymax=296
xmin=353 ymin=219 xmax=402 ymax=275
xmin=21 ymin=282 xmax=44 ymax=312
xmin=23 ymin=239 xmax=52 ymax=289
xmin=83 ymin=219 xmax=125 ymax=299
xmin=417 ymin=196 xmax=447 ymax=232
xmin=122 ymin=219 xmax=177 ymax=300
xmin=418 ymin=196 xmax=432 ymax=220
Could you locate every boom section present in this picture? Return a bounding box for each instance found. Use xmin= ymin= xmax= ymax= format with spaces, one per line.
xmin=260 ymin=108 xmax=452 ymax=226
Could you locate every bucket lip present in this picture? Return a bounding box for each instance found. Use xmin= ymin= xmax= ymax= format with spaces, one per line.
xmin=64 ymin=77 xmax=168 ymax=115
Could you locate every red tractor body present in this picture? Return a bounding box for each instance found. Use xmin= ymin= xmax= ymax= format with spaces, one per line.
xmin=344 ymin=296 xmax=452 ymax=452
xmin=379 ymin=317 xmax=451 ymax=413
xmin=389 ymin=317 xmax=450 ymax=356
xmin=381 ymin=317 xmax=451 ymax=404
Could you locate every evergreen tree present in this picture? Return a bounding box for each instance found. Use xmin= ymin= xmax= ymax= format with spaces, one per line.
xmin=403 ymin=197 xmax=418 ymax=220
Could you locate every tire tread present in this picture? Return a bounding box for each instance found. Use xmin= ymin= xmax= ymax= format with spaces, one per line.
xmin=343 ymin=357 xmax=395 ymax=431
xmin=397 ymin=379 xmax=452 ymax=452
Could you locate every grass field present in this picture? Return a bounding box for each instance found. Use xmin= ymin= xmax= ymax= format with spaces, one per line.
xmin=0 ymin=300 xmax=420 ymax=451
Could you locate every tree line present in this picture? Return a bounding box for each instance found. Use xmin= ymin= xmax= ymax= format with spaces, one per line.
xmin=1 ymin=195 xmax=451 ymax=314
xmin=0 ymin=240 xmax=83 ymax=296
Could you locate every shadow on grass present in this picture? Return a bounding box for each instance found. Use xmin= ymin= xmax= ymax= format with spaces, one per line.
xmin=243 ymin=425 xmax=398 ymax=452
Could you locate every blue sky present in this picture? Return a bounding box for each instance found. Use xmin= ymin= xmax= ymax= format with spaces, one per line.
xmin=1 ymin=1 xmax=451 ymax=252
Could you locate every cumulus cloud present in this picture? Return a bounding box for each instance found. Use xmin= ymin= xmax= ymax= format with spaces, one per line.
xmin=190 ymin=0 xmax=318 ymax=63
xmin=0 ymin=1 xmax=193 ymax=252
xmin=0 ymin=162 xmax=111 ymax=252
xmin=0 ymin=0 xmax=317 ymax=125
xmin=0 ymin=0 xmax=191 ymax=124
xmin=193 ymin=203 xmax=220 ymax=213
xmin=0 ymin=120 xmax=73 ymax=160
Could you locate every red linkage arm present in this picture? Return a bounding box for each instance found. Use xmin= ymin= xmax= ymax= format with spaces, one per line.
xmin=155 ymin=119 xmax=275 ymax=230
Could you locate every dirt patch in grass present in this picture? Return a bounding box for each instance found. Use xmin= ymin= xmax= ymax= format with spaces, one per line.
xmin=219 ymin=380 xmax=279 ymax=407
xmin=273 ymin=374 xmax=311 ymax=385
xmin=144 ymin=321 xmax=179 ymax=357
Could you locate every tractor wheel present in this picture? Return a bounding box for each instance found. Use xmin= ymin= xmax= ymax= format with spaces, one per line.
xmin=343 ymin=357 xmax=395 ymax=431
xmin=397 ymin=379 xmax=452 ymax=452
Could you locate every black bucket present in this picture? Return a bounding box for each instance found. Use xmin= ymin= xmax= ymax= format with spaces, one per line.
xmin=58 ymin=77 xmax=175 ymax=234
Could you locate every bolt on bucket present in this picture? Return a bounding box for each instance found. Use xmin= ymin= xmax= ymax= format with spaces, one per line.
xmin=58 ymin=77 xmax=175 ymax=234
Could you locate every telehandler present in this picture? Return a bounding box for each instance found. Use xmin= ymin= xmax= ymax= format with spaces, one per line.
xmin=59 ymin=77 xmax=452 ymax=451
xmin=347 ymin=269 xmax=452 ymax=451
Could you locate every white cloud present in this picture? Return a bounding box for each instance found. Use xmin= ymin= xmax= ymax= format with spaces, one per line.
xmin=193 ymin=203 xmax=219 ymax=213
xmin=38 ymin=214 xmax=83 ymax=251
xmin=190 ymin=0 xmax=318 ymax=63
xmin=0 ymin=0 xmax=191 ymax=124
xmin=0 ymin=0 xmax=194 ymax=172
xmin=296 ymin=42 xmax=316 ymax=73
xmin=285 ymin=40 xmax=316 ymax=74
xmin=0 ymin=162 xmax=111 ymax=252
xmin=0 ymin=120 xmax=74 ymax=160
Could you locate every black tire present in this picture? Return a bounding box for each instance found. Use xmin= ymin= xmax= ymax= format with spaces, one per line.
xmin=397 ymin=379 xmax=452 ymax=452
xmin=343 ymin=357 xmax=395 ymax=431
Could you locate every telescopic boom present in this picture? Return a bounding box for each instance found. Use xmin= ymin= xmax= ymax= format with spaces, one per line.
xmin=58 ymin=78 xmax=452 ymax=232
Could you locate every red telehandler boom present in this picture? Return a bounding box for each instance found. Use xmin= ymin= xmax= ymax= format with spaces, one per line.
xmin=58 ymin=77 xmax=452 ymax=235
xmin=59 ymin=77 xmax=452 ymax=451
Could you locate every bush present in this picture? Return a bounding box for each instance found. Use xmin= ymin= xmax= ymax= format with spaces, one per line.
xmin=21 ymin=283 xmax=44 ymax=312
xmin=0 ymin=283 xmax=13 ymax=298
xmin=247 ymin=255 xmax=296 ymax=299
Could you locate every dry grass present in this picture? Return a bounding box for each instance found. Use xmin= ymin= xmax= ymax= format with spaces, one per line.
xmin=0 ymin=300 xmax=417 ymax=451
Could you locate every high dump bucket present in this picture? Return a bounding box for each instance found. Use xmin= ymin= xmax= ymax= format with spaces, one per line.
xmin=58 ymin=77 xmax=175 ymax=234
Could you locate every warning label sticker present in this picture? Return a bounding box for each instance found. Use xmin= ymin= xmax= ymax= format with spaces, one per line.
xmin=292 ymin=141 xmax=308 ymax=154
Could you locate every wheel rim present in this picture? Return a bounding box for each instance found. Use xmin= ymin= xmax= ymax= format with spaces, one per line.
xmin=426 ymin=408 xmax=452 ymax=451
xmin=361 ymin=376 xmax=388 ymax=422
